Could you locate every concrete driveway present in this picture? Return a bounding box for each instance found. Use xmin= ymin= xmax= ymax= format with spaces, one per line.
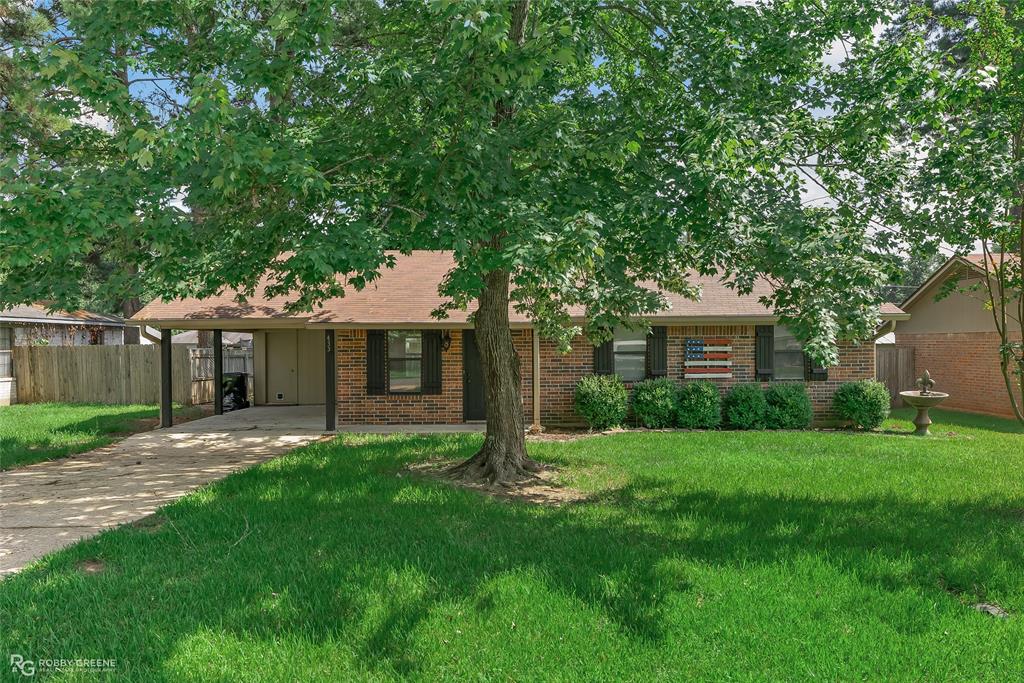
xmin=0 ymin=406 xmax=329 ymax=577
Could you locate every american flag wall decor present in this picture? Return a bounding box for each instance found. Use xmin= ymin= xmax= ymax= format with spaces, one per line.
xmin=684 ymin=337 xmax=733 ymax=379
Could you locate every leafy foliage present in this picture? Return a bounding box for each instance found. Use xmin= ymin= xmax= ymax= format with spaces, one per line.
xmin=630 ymin=378 xmax=677 ymax=429
xmin=1 ymin=1 xmax=900 ymax=363
xmin=764 ymin=383 xmax=813 ymax=430
xmin=722 ymin=383 xmax=768 ymax=430
xmin=675 ymin=381 xmax=722 ymax=430
xmin=574 ymin=375 xmax=628 ymax=431
xmin=825 ymin=0 xmax=1023 ymax=421
xmin=833 ymin=380 xmax=891 ymax=430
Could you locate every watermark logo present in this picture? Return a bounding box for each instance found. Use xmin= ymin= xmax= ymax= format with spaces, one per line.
xmin=9 ymin=654 xmax=116 ymax=677
xmin=9 ymin=655 xmax=34 ymax=677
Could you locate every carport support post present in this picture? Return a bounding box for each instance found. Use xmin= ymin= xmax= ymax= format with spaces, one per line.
xmin=213 ymin=329 xmax=223 ymax=416
xmin=160 ymin=328 xmax=173 ymax=428
xmin=325 ymin=329 xmax=336 ymax=431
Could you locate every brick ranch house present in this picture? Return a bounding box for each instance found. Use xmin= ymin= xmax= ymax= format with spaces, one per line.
xmin=897 ymin=254 xmax=1022 ymax=418
xmin=130 ymin=251 xmax=908 ymax=430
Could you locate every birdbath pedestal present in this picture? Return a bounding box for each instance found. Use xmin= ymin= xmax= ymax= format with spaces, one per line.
xmin=899 ymin=391 xmax=949 ymax=436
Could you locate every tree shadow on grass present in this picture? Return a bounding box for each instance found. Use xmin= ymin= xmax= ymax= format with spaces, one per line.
xmin=2 ymin=433 xmax=1022 ymax=678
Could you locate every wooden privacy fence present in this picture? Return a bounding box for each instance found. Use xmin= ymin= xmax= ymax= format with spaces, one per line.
xmin=13 ymin=345 xmax=193 ymax=405
xmin=876 ymin=345 xmax=915 ymax=408
xmin=189 ymin=347 xmax=254 ymax=405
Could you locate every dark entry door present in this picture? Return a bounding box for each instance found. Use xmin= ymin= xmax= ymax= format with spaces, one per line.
xmin=463 ymin=330 xmax=487 ymax=421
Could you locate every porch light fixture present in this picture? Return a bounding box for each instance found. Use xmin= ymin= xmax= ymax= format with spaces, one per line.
xmin=441 ymin=330 xmax=452 ymax=352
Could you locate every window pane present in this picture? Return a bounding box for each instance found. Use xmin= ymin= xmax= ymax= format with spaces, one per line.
xmin=389 ymin=359 xmax=422 ymax=392
xmin=774 ymin=326 xmax=803 ymax=352
xmin=612 ymin=328 xmax=646 ymax=354
xmin=0 ymin=351 xmax=10 ymax=378
xmin=614 ymin=354 xmax=645 ymax=382
xmin=388 ymin=330 xmax=421 ymax=359
xmin=774 ymin=351 xmax=804 ymax=380
xmin=0 ymin=327 xmax=11 ymax=352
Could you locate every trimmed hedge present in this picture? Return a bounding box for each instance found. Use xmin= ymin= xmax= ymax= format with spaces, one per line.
xmin=764 ymin=383 xmax=813 ymax=430
xmin=833 ymin=380 xmax=890 ymax=430
xmin=722 ymin=383 xmax=768 ymax=430
xmin=676 ymin=381 xmax=722 ymax=429
xmin=574 ymin=374 xmax=628 ymax=430
xmin=631 ymin=378 xmax=679 ymax=428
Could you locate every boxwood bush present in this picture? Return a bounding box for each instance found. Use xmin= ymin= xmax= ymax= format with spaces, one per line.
xmin=574 ymin=374 xmax=628 ymax=430
xmin=630 ymin=378 xmax=679 ymax=428
xmin=833 ymin=380 xmax=891 ymax=430
xmin=676 ymin=381 xmax=722 ymax=429
xmin=722 ymin=383 xmax=768 ymax=430
xmin=764 ymin=383 xmax=813 ymax=430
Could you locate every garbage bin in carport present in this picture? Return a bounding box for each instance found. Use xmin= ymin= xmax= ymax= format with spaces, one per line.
xmin=221 ymin=372 xmax=250 ymax=412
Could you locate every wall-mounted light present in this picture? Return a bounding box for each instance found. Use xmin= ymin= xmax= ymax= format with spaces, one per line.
xmin=441 ymin=330 xmax=452 ymax=352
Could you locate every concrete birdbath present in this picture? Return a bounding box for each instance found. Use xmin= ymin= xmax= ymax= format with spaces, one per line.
xmin=899 ymin=370 xmax=949 ymax=436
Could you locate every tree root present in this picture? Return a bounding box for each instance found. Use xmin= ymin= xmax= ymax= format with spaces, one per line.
xmin=446 ymin=446 xmax=545 ymax=487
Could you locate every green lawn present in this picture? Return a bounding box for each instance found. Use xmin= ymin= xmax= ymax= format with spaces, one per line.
xmin=0 ymin=403 xmax=201 ymax=470
xmin=1 ymin=409 xmax=1022 ymax=680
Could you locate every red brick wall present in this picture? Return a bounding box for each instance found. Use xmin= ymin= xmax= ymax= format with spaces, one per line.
xmin=335 ymin=325 xmax=876 ymax=426
xmin=335 ymin=328 xmax=533 ymax=425
xmin=897 ymin=331 xmax=1021 ymax=418
xmin=536 ymin=325 xmax=874 ymax=425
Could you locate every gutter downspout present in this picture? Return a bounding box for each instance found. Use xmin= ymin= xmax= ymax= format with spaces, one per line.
xmin=138 ymin=324 xmax=163 ymax=345
xmin=871 ymin=319 xmax=897 ymax=342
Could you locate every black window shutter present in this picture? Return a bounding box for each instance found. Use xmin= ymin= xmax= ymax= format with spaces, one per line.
xmin=421 ymin=330 xmax=443 ymax=394
xmin=804 ymin=353 xmax=828 ymax=381
xmin=646 ymin=326 xmax=667 ymax=377
xmin=755 ymin=325 xmax=774 ymax=381
xmin=593 ymin=340 xmax=613 ymax=375
xmin=366 ymin=330 xmax=386 ymax=395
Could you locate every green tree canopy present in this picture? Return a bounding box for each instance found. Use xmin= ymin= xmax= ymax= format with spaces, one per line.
xmin=2 ymin=0 xmax=907 ymax=477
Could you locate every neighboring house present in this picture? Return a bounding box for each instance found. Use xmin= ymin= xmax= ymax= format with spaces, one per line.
xmin=0 ymin=304 xmax=126 ymax=406
xmin=131 ymin=251 xmax=909 ymax=429
xmin=898 ymin=254 xmax=1022 ymax=418
xmin=171 ymin=330 xmax=253 ymax=348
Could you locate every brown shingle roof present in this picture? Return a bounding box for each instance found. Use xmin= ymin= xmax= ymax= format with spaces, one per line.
xmin=131 ymin=251 xmax=905 ymax=326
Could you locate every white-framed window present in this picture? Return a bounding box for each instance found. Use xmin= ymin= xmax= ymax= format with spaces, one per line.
xmin=773 ymin=326 xmax=804 ymax=380
xmin=0 ymin=326 xmax=12 ymax=378
xmin=387 ymin=330 xmax=422 ymax=393
xmin=612 ymin=327 xmax=647 ymax=382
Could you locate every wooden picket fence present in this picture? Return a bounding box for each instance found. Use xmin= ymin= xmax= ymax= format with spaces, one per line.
xmin=188 ymin=347 xmax=254 ymax=405
xmin=12 ymin=345 xmax=193 ymax=405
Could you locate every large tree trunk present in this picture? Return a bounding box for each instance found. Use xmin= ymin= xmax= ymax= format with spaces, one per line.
xmin=450 ymin=268 xmax=542 ymax=485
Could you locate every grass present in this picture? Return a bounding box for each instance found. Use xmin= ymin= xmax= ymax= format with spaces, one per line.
xmin=0 ymin=402 xmax=202 ymax=470
xmin=1 ymin=408 xmax=1022 ymax=680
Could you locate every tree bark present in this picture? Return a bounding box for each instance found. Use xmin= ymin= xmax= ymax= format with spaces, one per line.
xmin=449 ymin=268 xmax=542 ymax=484
xmin=448 ymin=1 xmax=541 ymax=483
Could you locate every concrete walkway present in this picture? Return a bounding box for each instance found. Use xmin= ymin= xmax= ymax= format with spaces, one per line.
xmin=0 ymin=406 xmax=329 ymax=577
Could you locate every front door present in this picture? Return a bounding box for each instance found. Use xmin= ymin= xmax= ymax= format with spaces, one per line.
xmin=462 ymin=330 xmax=486 ymax=421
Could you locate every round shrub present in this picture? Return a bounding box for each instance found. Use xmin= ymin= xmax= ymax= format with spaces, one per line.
xmin=832 ymin=380 xmax=890 ymax=430
xmin=574 ymin=374 xmax=628 ymax=430
xmin=676 ymin=381 xmax=722 ymax=429
xmin=722 ymin=383 xmax=768 ymax=430
xmin=764 ymin=383 xmax=813 ymax=430
xmin=631 ymin=378 xmax=679 ymax=428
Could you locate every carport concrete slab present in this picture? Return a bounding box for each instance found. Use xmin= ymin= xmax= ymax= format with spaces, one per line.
xmin=0 ymin=406 xmax=328 ymax=577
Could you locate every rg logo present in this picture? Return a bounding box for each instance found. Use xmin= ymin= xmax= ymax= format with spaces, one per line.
xmin=9 ymin=654 xmax=35 ymax=677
